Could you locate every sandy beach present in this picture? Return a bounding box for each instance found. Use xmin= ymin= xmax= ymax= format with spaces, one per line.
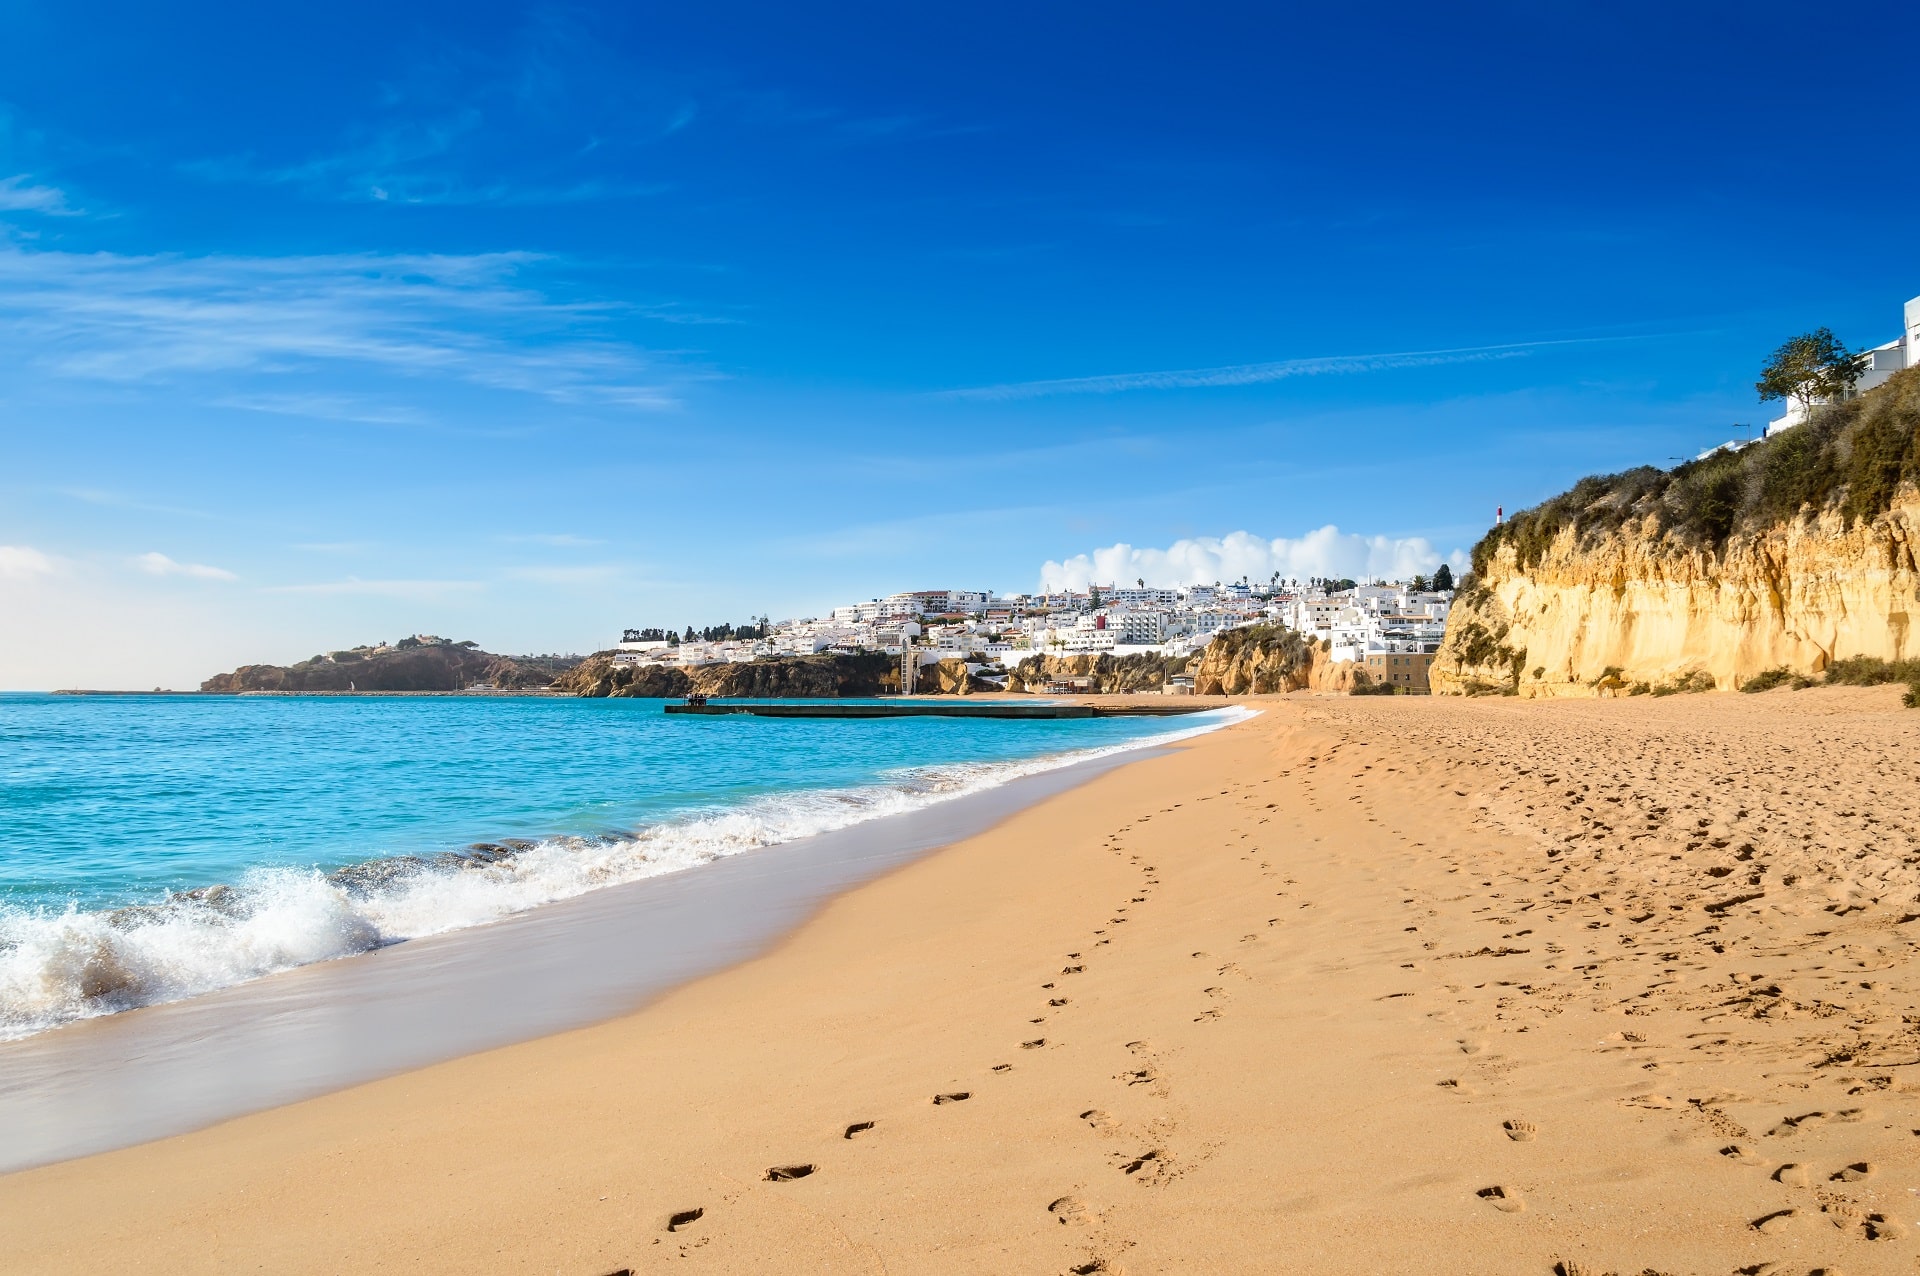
xmin=5 ymin=689 xmax=1920 ymax=1274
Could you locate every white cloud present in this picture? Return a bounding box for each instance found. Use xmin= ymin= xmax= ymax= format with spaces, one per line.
xmin=135 ymin=552 xmax=238 ymax=581
xmin=0 ymin=545 xmax=59 ymax=579
xmin=0 ymin=175 xmax=79 ymax=216
xmin=1038 ymin=528 xmax=1468 ymax=591
xmin=0 ymin=245 xmax=682 ymax=408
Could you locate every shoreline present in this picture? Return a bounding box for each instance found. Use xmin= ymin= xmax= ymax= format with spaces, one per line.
xmin=0 ymin=708 xmax=1244 ymax=1171
xmin=5 ymin=688 xmax=1916 ymax=1273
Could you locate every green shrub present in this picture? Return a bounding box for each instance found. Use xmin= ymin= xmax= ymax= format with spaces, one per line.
xmin=1741 ymin=667 xmax=1796 ymax=692
xmin=1823 ymin=655 xmax=1920 ymax=686
xmin=1469 ymin=366 xmax=1920 ymax=569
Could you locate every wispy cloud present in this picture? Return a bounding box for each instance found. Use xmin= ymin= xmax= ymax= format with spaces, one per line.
xmin=502 ymin=564 xmax=626 ymax=584
xmin=265 ymin=577 xmax=485 ymax=597
xmin=134 ymin=551 xmax=237 ymax=581
xmin=942 ymin=336 xmax=1646 ymax=401
xmin=0 ymin=545 xmax=60 ymax=579
xmin=215 ymin=393 xmax=438 ymax=427
xmin=499 ymin=532 xmax=604 ymax=547
xmin=0 ymin=175 xmax=79 ymax=216
xmin=58 ymin=487 xmax=217 ymax=520
xmin=0 ymin=246 xmax=684 ymax=408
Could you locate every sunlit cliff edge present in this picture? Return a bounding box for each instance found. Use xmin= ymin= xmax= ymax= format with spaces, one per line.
xmin=1431 ymin=369 xmax=1920 ymax=697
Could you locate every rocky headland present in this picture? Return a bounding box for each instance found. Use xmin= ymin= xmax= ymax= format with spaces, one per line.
xmin=201 ymin=641 xmax=577 ymax=693
xmin=1432 ymin=367 xmax=1920 ymax=697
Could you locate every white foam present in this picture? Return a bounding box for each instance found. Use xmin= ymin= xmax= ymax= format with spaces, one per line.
xmin=0 ymin=707 xmax=1253 ymax=1039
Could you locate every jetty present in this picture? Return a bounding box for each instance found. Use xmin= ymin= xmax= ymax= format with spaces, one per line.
xmin=663 ymin=700 xmax=1211 ymax=719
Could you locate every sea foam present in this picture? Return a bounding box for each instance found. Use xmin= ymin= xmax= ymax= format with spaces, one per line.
xmin=0 ymin=708 xmax=1253 ymax=1039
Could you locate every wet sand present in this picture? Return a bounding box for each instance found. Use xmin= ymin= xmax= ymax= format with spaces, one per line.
xmin=0 ymin=744 xmax=1181 ymax=1171
xmin=4 ymin=688 xmax=1918 ymax=1274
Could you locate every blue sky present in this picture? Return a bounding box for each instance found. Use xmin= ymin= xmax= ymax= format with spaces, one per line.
xmin=2 ymin=2 xmax=1917 ymax=687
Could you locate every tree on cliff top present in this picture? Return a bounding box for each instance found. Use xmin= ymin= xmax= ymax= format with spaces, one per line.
xmin=1432 ymin=563 xmax=1454 ymax=591
xmin=1756 ymin=328 xmax=1866 ymax=418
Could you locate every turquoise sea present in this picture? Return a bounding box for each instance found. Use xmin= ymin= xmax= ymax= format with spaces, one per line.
xmin=0 ymin=693 xmax=1239 ymax=1039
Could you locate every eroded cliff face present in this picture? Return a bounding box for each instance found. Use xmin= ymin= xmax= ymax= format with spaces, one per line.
xmin=1431 ymin=490 xmax=1920 ymax=697
xmin=1187 ymin=627 xmax=1380 ymax=696
xmin=554 ymin=652 xmax=901 ymax=698
xmin=1009 ymin=652 xmax=1192 ymax=694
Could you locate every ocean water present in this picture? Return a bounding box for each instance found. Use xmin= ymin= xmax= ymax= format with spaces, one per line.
xmin=0 ymin=693 xmax=1242 ymax=1040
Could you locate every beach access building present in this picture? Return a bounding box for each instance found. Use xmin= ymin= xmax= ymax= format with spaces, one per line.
xmin=1363 ymin=637 xmax=1440 ymax=692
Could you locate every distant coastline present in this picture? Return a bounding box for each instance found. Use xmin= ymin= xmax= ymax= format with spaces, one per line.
xmin=52 ymin=688 xmax=574 ymax=697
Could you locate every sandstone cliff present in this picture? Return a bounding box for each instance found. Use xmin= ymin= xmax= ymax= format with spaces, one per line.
xmin=201 ymin=644 xmax=573 ymax=693
xmin=1186 ymin=625 xmax=1379 ymax=695
xmin=555 ymin=651 xmax=902 ymax=699
xmin=1432 ymin=368 xmax=1920 ymax=697
xmin=1008 ymin=651 xmax=1193 ymax=694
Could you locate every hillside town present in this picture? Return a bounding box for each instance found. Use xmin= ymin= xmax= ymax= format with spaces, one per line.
xmin=610 ymin=572 xmax=1457 ymax=692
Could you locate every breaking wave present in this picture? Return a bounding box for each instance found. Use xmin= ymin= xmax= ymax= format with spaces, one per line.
xmin=0 ymin=708 xmax=1253 ymax=1039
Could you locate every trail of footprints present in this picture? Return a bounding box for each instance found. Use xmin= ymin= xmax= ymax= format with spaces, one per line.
xmin=623 ymin=796 xmax=1251 ymax=1275
xmin=1042 ymin=789 xmax=1288 ymax=1274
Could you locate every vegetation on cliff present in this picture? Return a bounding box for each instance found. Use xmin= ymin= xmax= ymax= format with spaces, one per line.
xmin=1469 ymin=366 xmax=1920 ymax=581
xmin=1189 ymin=625 xmax=1317 ymax=695
xmin=1438 ymin=365 xmax=1920 ymax=700
xmin=201 ymin=644 xmax=575 ymax=693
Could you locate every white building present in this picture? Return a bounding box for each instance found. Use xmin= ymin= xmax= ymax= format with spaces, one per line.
xmin=1767 ymin=293 xmax=1920 ymax=437
xmin=1110 ymin=610 xmax=1168 ymax=644
xmin=1109 ymin=587 xmax=1180 ymax=607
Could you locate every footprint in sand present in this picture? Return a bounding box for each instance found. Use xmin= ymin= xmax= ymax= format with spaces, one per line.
xmin=1022 ymin=1038 xmax=1048 ymax=1049
xmin=1193 ymin=1009 xmax=1221 ymax=1022
xmin=764 ymin=1164 xmax=816 ymax=1182
xmin=992 ymin=1063 xmax=1013 ymax=1073
xmin=1831 ymin=1161 xmax=1876 ymax=1182
xmin=1476 ymin=1185 xmax=1525 ymax=1213
xmin=1047 ymin=1195 xmax=1094 ymax=1225
xmin=933 ymin=1091 xmax=972 ymax=1104
xmin=843 ymin=1121 xmax=874 ymax=1139
xmin=1720 ymin=1144 xmax=1766 ymax=1165
xmin=1502 ymin=1119 xmax=1537 ymax=1142
xmin=666 ymin=1208 xmax=704 ymax=1232
xmin=1749 ymin=1208 xmax=1799 ymax=1234
xmin=1553 ymin=1262 xmax=1612 ymax=1276
xmin=1825 ymin=1202 xmax=1866 ymax=1232
xmin=1771 ymin=1163 xmax=1808 ymax=1186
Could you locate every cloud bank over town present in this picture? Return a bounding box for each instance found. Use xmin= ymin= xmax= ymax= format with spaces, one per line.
xmin=1038 ymin=529 xmax=1468 ymax=592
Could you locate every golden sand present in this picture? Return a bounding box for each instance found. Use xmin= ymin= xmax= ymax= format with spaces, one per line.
xmin=4 ymin=688 xmax=1919 ymax=1274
